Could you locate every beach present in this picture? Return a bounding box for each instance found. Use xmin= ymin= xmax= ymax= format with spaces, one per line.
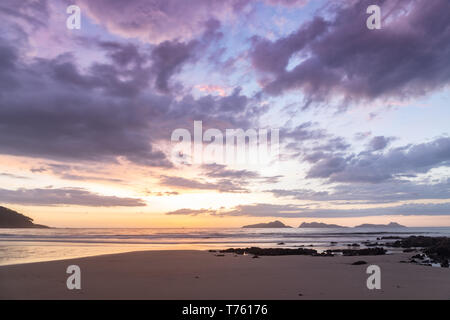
xmin=1 ymin=250 xmax=449 ymax=300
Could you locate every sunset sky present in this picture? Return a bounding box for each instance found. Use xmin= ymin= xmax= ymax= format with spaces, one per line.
xmin=0 ymin=0 xmax=449 ymax=228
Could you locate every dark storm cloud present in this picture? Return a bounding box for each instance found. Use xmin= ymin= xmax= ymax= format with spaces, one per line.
xmin=0 ymin=1 xmax=263 ymax=169
xmin=251 ymin=0 xmax=450 ymax=107
xmin=0 ymin=187 xmax=146 ymax=207
xmin=0 ymin=41 xmax=172 ymax=166
xmin=0 ymin=26 xmax=258 ymax=168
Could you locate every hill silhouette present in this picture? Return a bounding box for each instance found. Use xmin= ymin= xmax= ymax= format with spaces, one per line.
xmin=242 ymin=220 xmax=292 ymax=228
xmin=0 ymin=206 xmax=49 ymax=228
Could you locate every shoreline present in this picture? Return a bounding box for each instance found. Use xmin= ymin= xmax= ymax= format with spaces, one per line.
xmin=1 ymin=249 xmax=449 ymax=299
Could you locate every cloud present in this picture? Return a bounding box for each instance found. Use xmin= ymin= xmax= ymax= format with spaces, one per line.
xmin=283 ymin=122 xmax=350 ymax=162
xmin=265 ymin=0 xmax=309 ymax=7
xmin=150 ymin=19 xmax=223 ymax=92
xmin=166 ymin=208 xmax=216 ymax=216
xmin=158 ymin=164 xmax=282 ymax=194
xmin=306 ymin=137 xmax=450 ymax=183
xmin=268 ymin=179 xmax=450 ymax=204
xmin=368 ymin=136 xmax=395 ymax=151
xmin=0 ymin=35 xmax=171 ymax=166
xmin=0 ymin=173 xmax=29 ymax=180
xmin=251 ymin=0 xmax=450 ymax=107
xmin=76 ymin=0 xmax=309 ymax=43
xmin=0 ymin=0 xmax=49 ymax=30
xmin=0 ymin=187 xmax=146 ymax=207
xmin=283 ymin=122 xmax=328 ymax=141
xmin=214 ymin=202 xmax=450 ymax=218
xmin=159 ymin=175 xmax=249 ymax=193
xmin=0 ymin=31 xmax=260 ymax=168
xmin=44 ymin=163 xmax=125 ymax=183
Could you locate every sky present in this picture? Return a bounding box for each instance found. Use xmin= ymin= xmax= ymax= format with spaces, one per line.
xmin=0 ymin=0 xmax=449 ymax=228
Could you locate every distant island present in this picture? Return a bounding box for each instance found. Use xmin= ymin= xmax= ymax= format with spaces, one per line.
xmin=0 ymin=206 xmax=49 ymax=228
xmin=242 ymin=221 xmax=406 ymax=229
xmin=354 ymin=222 xmax=406 ymax=228
xmin=298 ymin=222 xmax=348 ymax=228
xmin=242 ymin=220 xmax=292 ymax=228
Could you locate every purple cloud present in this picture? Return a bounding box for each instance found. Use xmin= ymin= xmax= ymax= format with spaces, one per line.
xmin=251 ymin=0 xmax=450 ymax=107
xmin=76 ymin=0 xmax=309 ymax=43
xmin=0 ymin=187 xmax=146 ymax=207
xmin=306 ymin=137 xmax=450 ymax=183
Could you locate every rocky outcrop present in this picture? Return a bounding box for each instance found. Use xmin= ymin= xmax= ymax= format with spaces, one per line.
xmin=0 ymin=206 xmax=49 ymax=228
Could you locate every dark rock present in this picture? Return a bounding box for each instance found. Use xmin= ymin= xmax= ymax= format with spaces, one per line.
xmin=351 ymin=261 xmax=367 ymax=265
xmin=365 ymin=242 xmax=380 ymax=247
xmin=326 ymin=247 xmax=386 ymax=256
xmin=386 ymin=236 xmax=450 ymax=267
xmin=277 ymin=242 xmax=285 ymax=245
xmin=341 ymin=247 xmax=386 ymax=256
xmin=220 ymin=247 xmax=317 ymax=256
xmin=319 ymin=251 xmax=334 ymax=257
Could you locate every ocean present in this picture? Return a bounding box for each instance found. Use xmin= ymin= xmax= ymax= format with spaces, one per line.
xmin=1 ymin=227 xmax=449 ymax=266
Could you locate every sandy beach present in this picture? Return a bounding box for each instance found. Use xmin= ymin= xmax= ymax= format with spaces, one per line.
xmin=0 ymin=250 xmax=449 ymax=300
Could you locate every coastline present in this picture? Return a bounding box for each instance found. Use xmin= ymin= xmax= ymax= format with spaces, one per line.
xmin=1 ymin=249 xmax=449 ymax=300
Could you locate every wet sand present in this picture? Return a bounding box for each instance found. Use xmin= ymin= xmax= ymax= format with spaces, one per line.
xmin=0 ymin=250 xmax=449 ymax=299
